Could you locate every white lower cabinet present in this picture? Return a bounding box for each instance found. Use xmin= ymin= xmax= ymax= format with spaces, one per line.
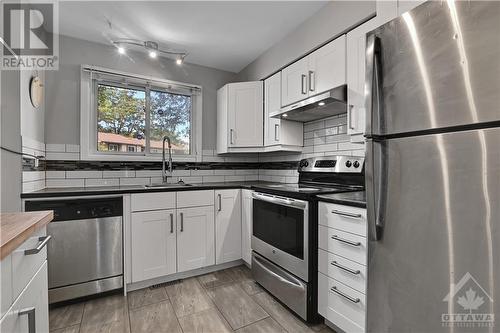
xmin=215 ymin=189 xmax=242 ymax=264
xmin=241 ymin=189 xmax=253 ymax=266
xmin=0 ymin=261 xmax=49 ymax=333
xmin=177 ymin=206 xmax=215 ymax=272
xmin=318 ymin=202 xmax=367 ymax=333
xmin=131 ymin=210 xmax=177 ymax=282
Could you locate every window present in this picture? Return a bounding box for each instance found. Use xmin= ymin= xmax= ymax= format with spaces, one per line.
xmin=81 ymin=66 xmax=202 ymax=161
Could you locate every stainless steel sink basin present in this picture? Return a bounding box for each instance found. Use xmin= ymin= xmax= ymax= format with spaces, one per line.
xmin=144 ymin=182 xmax=193 ymax=189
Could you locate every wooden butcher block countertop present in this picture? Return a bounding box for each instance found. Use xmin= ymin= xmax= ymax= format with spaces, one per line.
xmin=0 ymin=211 xmax=53 ymax=260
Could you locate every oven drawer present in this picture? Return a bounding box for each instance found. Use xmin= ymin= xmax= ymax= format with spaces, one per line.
xmin=318 ymin=202 xmax=366 ymax=237
xmin=318 ymin=272 xmax=366 ymax=332
xmin=318 ymin=249 xmax=366 ymax=294
xmin=318 ymin=225 xmax=367 ymax=265
xmin=252 ymin=252 xmax=308 ymax=320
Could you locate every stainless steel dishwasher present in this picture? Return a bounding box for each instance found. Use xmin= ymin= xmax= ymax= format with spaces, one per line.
xmin=25 ymin=197 xmax=123 ymax=304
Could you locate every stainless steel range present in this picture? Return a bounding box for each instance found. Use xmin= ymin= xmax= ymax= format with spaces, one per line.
xmin=251 ymin=155 xmax=364 ymax=322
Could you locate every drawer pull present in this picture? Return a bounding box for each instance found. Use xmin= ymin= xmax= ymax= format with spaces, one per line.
xmin=331 ymin=209 xmax=362 ymax=219
xmin=331 ymin=286 xmax=360 ymax=304
xmin=19 ymin=307 xmax=36 ymax=333
xmin=331 ymin=235 xmax=361 ymax=247
xmin=24 ymin=235 xmax=51 ymax=255
xmin=331 ymin=261 xmax=361 ymax=275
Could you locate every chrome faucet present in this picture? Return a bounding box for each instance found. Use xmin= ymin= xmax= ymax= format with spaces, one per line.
xmin=162 ymin=136 xmax=173 ymax=183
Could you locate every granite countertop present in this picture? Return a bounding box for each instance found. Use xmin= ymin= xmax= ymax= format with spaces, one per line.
xmin=316 ymin=191 xmax=366 ymax=208
xmin=21 ymin=181 xmax=278 ymax=199
xmin=0 ymin=211 xmax=53 ymax=260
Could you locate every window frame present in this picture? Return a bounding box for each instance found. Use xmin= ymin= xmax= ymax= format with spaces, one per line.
xmin=81 ymin=65 xmax=202 ymax=162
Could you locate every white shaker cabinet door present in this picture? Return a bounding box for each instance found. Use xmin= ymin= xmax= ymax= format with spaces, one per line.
xmin=281 ymin=57 xmax=309 ymax=107
xmin=215 ymin=189 xmax=242 ymax=264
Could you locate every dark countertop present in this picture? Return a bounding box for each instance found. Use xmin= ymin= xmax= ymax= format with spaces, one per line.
xmin=316 ymin=191 xmax=366 ymax=208
xmin=21 ymin=181 xmax=277 ymax=199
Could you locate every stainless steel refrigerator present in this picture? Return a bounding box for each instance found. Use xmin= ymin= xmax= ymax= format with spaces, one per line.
xmin=364 ymin=1 xmax=499 ymax=332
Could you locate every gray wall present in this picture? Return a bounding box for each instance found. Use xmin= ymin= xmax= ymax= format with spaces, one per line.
xmin=1 ymin=71 xmax=22 ymax=212
xmin=45 ymin=35 xmax=237 ymax=150
xmin=20 ymin=70 xmax=45 ymax=144
xmin=236 ymin=1 xmax=376 ymax=81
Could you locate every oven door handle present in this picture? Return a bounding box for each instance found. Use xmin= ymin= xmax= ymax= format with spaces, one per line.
xmin=252 ymin=192 xmax=307 ymax=209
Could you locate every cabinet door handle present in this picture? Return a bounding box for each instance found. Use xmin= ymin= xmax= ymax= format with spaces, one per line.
xmin=230 ymin=129 xmax=234 ymax=145
xmin=24 ymin=235 xmax=51 ymax=255
xmin=331 ymin=209 xmax=362 ymax=219
xmin=170 ymin=213 xmax=174 ymax=233
xmin=180 ymin=212 xmax=184 ymax=232
xmin=274 ymin=124 xmax=280 ymax=142
xmin=331 ymin=235 xmax=361 ymax=247
xmin=348 ymin=104 xmax=355 ymax=130
xmin=19 ymin=307 xmax=36 ymax=333
xmin=331 ymin=286 xmax=360 ymax=304
xmin=308 ymin=71 xmax=315 ymax=92
xmin=301 ymin=74 xmax=307 ymax=94
xmin=331 ymin=261 xmax=361 ymax=275
xmin=218 ymin=194 xmax=222 ymax=212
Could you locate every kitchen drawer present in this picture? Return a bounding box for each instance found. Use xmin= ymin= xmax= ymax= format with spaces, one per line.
xmin=318 ymin=249 xmax=366 ymax=294
xmin=131 ymin=192 xmax=176 ymax=211
xmin=11 ymin=227 xmax=47 ymax=301
xmin=0 ymin=261 xmax=49 ymax=333
xmin=176 ymin=190 xmax=214 ymax=208
xmin=318 ymin=272 xmax=365 ymax=333
xmin=1 ymin=254 xmax=12 ymax=319
xmin=318 ymin=225 xmax=367 ymax=265
xmin=318 ymin=202 xmax=366 ymax=237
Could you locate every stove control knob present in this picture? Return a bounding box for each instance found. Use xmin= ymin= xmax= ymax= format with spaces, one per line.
xmin=353 ymin=161 xmax=360 ymax=168
xmin=345 ymin=160 xmax=352 ymax=168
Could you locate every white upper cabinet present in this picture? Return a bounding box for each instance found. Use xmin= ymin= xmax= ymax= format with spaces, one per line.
xmin=177 ymin=206 xmax=215 ymax=272
xmin=308 ymin=35 xmax=346 ymax=96
xmin=346 ymin=18 xmax=379 ymax=142
xmin=215 ymin=189 xmax=242 ymax=264
xmin=217 ymin=81 xmax=263 ymax=153
xmin=264 ymin=73 xmax=303 ymax=149
xmin=281 ymin=36 xmax=347 ymax=107
xmin=131 ymin=209 xmax=177 ymax=282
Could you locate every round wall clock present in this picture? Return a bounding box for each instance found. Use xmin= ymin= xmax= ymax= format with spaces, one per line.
xmin=29 ymin=76 xmax=44 ymax=108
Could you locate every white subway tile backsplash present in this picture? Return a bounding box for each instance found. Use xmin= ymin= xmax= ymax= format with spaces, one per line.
xmin=103 ymin=170 xmax=136 ymax=178
xmin=325 ymin=115 xmax=347 ymax=127
xmin=65 ymin=144 xmax=80 ymax=153
xmin=46 ymin=179 xmax=84 ymax=188
xmin=22 ymin=180 xmax=45 ymax=193
xmin=190 ymin=169 xmax=215 ymax=176
xmin=338 ymin=141 xmax=364 ymax=151
xmin=135 ymin=170 xmax=162 ymax=177
xmin=245 ymin=175 xmax=259 ymax=181
xmin=224 ymin=175 xmax=245 ymax=182
xmin=85 ymin=178 xmax=119 ymax=187
xmin=214 ymin=169 xmax=235 ymax=176
xmin=172 ymin=170 xmax=191 ymax=177
xmin=314 ymin=143 xmax=338 ymax=153
xmin=304 ymin=120 xmax=325 ymax=132
xmin=180 ymin=176 xmax=202 ymax=183
xmin=46 ymin=171 xmax=65 ymax=179
xmin=202 ymin=176 xmax=225 ymax=183
xmin=45 ymin=144 xmax=66 ymax=152
xmin=119 ymin=177 xmax=150 ymax=186
xmin=66 ymin=170 xmax=103 ymax=179
xmin=22 ymin=171 xmax=44 ymax=182
xmin=45 ymin=152 xmax=80 ymax=160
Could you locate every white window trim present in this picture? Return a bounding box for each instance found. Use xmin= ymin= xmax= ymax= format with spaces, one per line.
xmin=80 ymin=64 xmax=202 ymax=162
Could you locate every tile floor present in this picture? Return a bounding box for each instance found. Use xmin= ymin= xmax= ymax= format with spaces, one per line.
xmin=49 ymin=265 xmax=336 ymax=333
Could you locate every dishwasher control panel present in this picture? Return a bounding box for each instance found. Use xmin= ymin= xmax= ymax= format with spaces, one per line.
xmin=25 ymin=197 xmax=123 ymax=221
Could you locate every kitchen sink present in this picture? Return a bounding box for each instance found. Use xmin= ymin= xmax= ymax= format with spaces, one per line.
xmin=144 ymin=182 xmax=193 ymax=189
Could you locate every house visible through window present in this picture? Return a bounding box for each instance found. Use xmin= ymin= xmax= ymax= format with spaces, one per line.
xmin=96 ymin=83 xmax=192 ymax=155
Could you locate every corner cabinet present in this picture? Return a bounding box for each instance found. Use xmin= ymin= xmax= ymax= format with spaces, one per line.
xmin=346 ymin=18 xmax=379 ymax=143
xmin=264 ymin=72 xmax=303 ymax=150
xmin=215 ymin=190 xmax=242 ymax=264
xmin=217 ymin=81 xmax=263 ymax=154
xmin=281 ymin=35 xmax=346 ymax=107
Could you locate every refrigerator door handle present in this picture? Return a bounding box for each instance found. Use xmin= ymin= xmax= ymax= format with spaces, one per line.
xmin=366 ymin=139 xmax=387 ymax=241
xmin=365 ymin=34 xmax=382 ymax=137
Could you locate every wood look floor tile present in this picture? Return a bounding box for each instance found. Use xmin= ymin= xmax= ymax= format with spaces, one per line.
xmin=197 ymin=270 xmax=234 ymax=289
xmin=50 ymin=324 xmax=80 ymax=333
xmin=207 ymin=283 xmax=269 ymax=330
xmin=165 ymin=277 xmax=204 ymax=298
xmin=127 ymin=286 xmax=168 ymax=309
xmin=81 ymin=294 xmax=128 ymax=325
xmin=240 ymin=280 xmax=264 ymax=296
xmin=166 ymin=278 xmax=214 ymax=317
xmin=129 ymin=300 xmax=182 ymax=333
xmin=178 ymin=308 xmax=232 ymax=333
xmin=49 ymin=303 xmax=84 ymax=331
xmin=253 ymin=292 xmax=314 ymax=333
xmin=235 ymin=317 xmax=287 ymax=333
xmin=80 ymin=319 xmax=130 ymax=333
xmin=225 ymin=265 xmax=253 ymax=283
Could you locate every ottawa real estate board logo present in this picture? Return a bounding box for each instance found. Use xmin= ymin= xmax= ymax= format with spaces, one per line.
xmin=1 ymin=1 xmax=59 ymax=70
xmin=442 ymin=272 xmax=495 ymax=329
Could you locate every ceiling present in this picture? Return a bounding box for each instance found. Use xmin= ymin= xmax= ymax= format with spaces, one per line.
xmin=57 ymin=1 xmax=328 ymax=73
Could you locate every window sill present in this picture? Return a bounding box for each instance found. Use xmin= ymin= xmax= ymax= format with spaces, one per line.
xmin=80 ymin=152 xmax=201 ymax=162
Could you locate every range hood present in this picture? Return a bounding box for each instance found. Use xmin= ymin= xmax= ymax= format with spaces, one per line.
xmin=270 ymin=85 xmax=347 ymax=122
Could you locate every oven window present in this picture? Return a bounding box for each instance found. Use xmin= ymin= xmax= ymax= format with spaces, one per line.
xmin=253 ymin=199 xmax=304 ymax=259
